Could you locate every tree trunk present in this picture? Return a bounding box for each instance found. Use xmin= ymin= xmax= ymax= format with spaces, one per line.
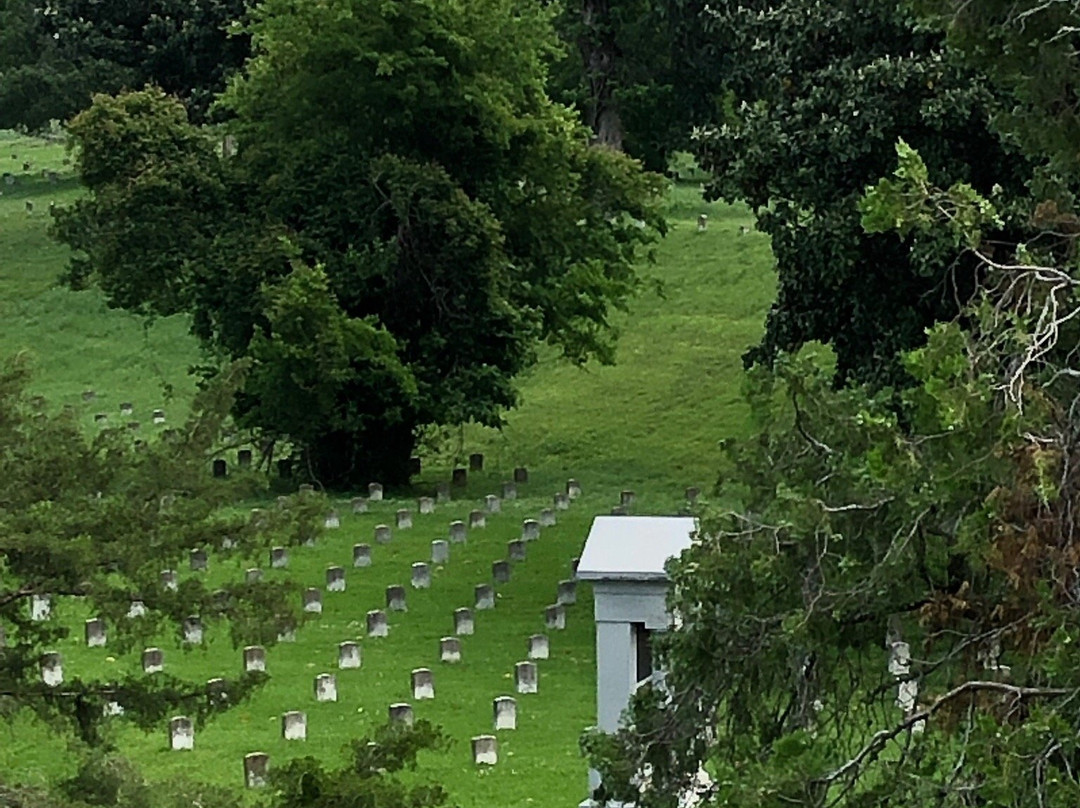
xmin=580 ymin=0 xmax=623 ymax=150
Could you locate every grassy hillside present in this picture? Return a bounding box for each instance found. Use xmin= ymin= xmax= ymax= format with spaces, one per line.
xmin=0 ymin=130 xmax=776 ymax=805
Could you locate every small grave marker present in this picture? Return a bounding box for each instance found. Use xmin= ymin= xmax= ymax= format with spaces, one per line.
xmin=246 ymin=568 xmax=263 ymax=583
xmin=686 ymin=486 xmax=700 ymax=504
xmin=212 ymin=458 xmax=227 ymax=478
xmin=31 ymin=594 xmax=51 ymax=621
xmin=527 ymin=632 xmax=551 ymax=662
xmin=492 ymin=560 xmax=511 ymax=583
xmin=475 ymin=584 xmax=495 ymax=610
xmin=367 ymin=609 xmax=388 ymax=637
xmin=41 ymin=652 xmax=63 ymax=686
xmin=469 ymin=510 xmax=486 ymax=528
xmin=338 ymin=641 xmax=361 ymax=669
xmin=351 ymin=496 xmax=368 ymax=513
xmin=143 ymin=647 xmax=164 ymax=673
xmin=485 ymin=494 xmax=501 ymax=513
xmin=389 ymin=703 xmax=413 ymax=726
xmin=539 ymin=508 xmax=556 ymax=527
xmin=190 ymin=548 xmax=208 ymax=571
xmin=454 ymin=607 xmax=474 ymax=635
xmin=472 ymin=735 xmax=498 ymax=765
xmin=411 ymin=562 xmax=431 ymax=589
xmin=449 ymin=520 xmax=466 ymax=543
xmin=412 ymin=668 xmax=435 ymax=700
xmin=324 ymin=510 xmax=340 ymax=529
xmin=431 ymin=540 xmax=449 ymax=564
xmin=326 ymin=566 xmax=346 ymax=592
xmin=183 ymin=616 xmax=203 ymax=644
xmin=368 ymin=482 xmax=383 ymax=501
xmin=314 ymin=673 xmax=337 ymax=702
xmin=522 ymin=519 xmax=540 ymax=541
xmin=567 ymin=479 xmax=582 ymax=499
xmin=85 ymin=618 xmax=106 ymax=647
xmin=353 ymin=544 xmax=372 ymax=567
xmin=436 ymin=482 xmax=451 ymax=503
xmin=502 ymin=481 xmax=517 ymax=500
xmin=282 ymin=711 xmax=306 ymax=741
xmin=494 ymin=696 xmax=517 ymax=730
xmin=237 ymin=448 xmax=252 ymax=468
xmin=396 ymin=509 xmax=412 ymax=529
xmin=452 ymin=467 xmax=467 ymax=486
xmin=271 ymin=546 xmax=288 ymax=568
xmin=557 ymin=579 xmax=578 ymax=605
xmin=244 ymin=753 xmax=269 ymax=787
xmin=303 ymin=588 xmax=323 ymax=614
xmin=554 ymin=492 xmax=570 ymax=511
xmin=244 ymin=645 xmax=266 ymax=673
xmin=440 ymin=637 xmax=461 ymax=663
xmin=170 ymin=716 xmax=194 ymax=750
xmin=515 ymin=661 xmax=538 ymax=694
xmin=152 ymin=409 xmax=166 ymax=424
xmin=386 ymin=585 xmax=407 ymax=612
xmin=127 ymin=600 xmax=147 ymax=618
xmin=545 ymin=604 xmax=566 ymax=630
xmin=514 ymin=466 xmax=528 ymax=483
xmin=418 ymin=496 xmax=435 ymax=514
xmin=620 ymin=490 xmax=636 ymax=508
xmin=508 ymin=540 xmax=526 ymax=562
xmin=374 ymin=524 xmax=392 ymax=544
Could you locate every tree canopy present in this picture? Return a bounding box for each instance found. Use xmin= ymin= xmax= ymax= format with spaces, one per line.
xmin=0 ymin=0 xmax=250 ymax=131
xmin=53 ymin=0 xmax=666 ymax=487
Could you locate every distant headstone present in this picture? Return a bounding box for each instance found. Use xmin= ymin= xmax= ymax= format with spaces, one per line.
xmin=485 ymin=495 xmax=501 ymax=513
xmin=508 ymin=540 xmax=526 ymax=562
xmin=454 ymin=607 xmax=474 ymax=635
xmin=244 ymin=645 xmax=266 ymax=673
xmin=353 ymin=543 xmax=372 ymax=567
xmin=85 ymin=617 xmax=106 ymax=647
xmin=119 ymin=402 xmax=133 ymax=415
xmin=469 ymin=453 xmax=484 ymax=471
xmin=127 ymin=421 xmax=141 ymax=432
xmin=345 ymin=498 xmax=366 ymax=517
xmin=611 ymin=505 xmax=628 ymax=516
xmin=41 ymin=652 xmax=63 ymax=686
xmin=244 ymin=753 xmax=269 ymax=787
xmin=567 ymin=479 xmax=582 ymax=499
xmin=515 ymin=661 xmax=538 ymax=694
xmin=246 ymin=568 xmax=263 ymax=583
xmin=472 ymin=735 xmax=498 ymax=765
xmin=528 ymin=634 xmax=550 ymax=660
xmin=545 ymin=604 xmax=566 ymax=630
xmin=189 ymin=548 xmax=208 ymax=571
xmin=161 ymin=570 xmax=179 ymax=591
xmin=386 ymin=585 xmax=407 ymax=612
xmin=24 ymin=200 xmax=32 ymax=213
xmin=170 ymin=716 xmax=194 ymax=751
xmin=206 ymin=677 xmax=228 ymax=705
xmin=324 ymin=510 xmax=340 ymax=529
xmin=396 ymin=509 xmax=413 ymax=529
xmin=469 ymin=510 xmax=486 ymax=528
xmin=475 ymin=583 xmax=495 ymax=610
xmin=282 ymin=711 xmax=306 ymax=741
xmin=326 ymin=566 xmax=346 ymax=592
xmin=374 ymin=524 xmax=392 ymax=544
xmin=418 ymin=496 xmax=435 ymax=514
xmin=389 ymin=703 xmax=413 ymax=726
xmin=554 ymin=492 xmax=570 ymax=511
xmin=270 ymin=546 xmax=288 ymax=568
xmin=338 ymin=641 xmax=361 ymax=669
xmin=31 ymin=593 xmax=51 ymax=621
xmin=80 ymin=390 xmax=96 ymax=402
xmin=152 ymin=409 xmax=166 ymax=424
xmin=492 ymin=560 xmax=511 ymax=584
xmin=277 ymin=622 xmax=297 ymax=643
xmin=212 ymin=458 xmax=227 ymax=478
xmin=140 ymin=646 xmax=163 ymax=673
xmin=697 ymin=213 xmax=708 ymax=232
xmin=514 ymin=467 xmax=528 ymax=484
xmin=502 ymin=481 xmax=517 ymax=500
xmin=237 ymin=448 xmax=253 ymax=468
xmin=449 ymin=520 xmax=466 ymax=543
xmin=620 ymin=490 xmax=636 ymax=508
xmin=314 ymin=673 xmax=337 ymax=702
xmin=539 ymin=508 xmax=556 ymax=527
xmin=368 ymin=482 xmax=384 ymax=501
xmin=436 ymin=482 xmax=451 ymax=503
xmin=522 ymin=519 xmax=540 ymax=541
xmin=2 ymin=173 xmax=12 ymax=186
xmin=183 ymin=616 xmax=203 ymax=644
xmin=494 ymin=696 xmax=517 ymax=730
xmin=127 ymin=600 xmax=147 ymax=618
xmin=452 ymin=467 xmax=468 ymax=486
xmin=411 ymin=562 xmax=431 ymax=589
xmin=557 ymin=579 xmax=577 ymax=605
xmin=431 ymin=539 xmax=449 ymax=564
xmin=367 ymin=609 xmax=388 ymax=637
xmin=440 ymin=637 xmax=461 ymax=663
xmin=412 ymin=668 xmax=435 ymax=700
xmin=685 ymin=486 xmax=700 ymax=504
xmin=303 ymin=588 xmax=323 ymax=614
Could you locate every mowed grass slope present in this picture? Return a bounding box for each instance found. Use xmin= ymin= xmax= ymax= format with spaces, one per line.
xmin=0 ymin=130 xmax=776 ymax=805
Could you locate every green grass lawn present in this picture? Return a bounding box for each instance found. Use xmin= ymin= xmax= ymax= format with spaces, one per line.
xmin=0 ymin=130 xmax=776 ymax=805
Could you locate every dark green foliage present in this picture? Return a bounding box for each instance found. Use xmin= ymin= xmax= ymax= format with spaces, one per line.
xmin=55 ymin=0 xmax=666 ymax=487
xmin=691 ymin=0 xmax=1038 ymax=388
xmin=0 ymin=354 xmax=318 ymax=746
xmin=0 ymin=0 xmax=250 ymax=131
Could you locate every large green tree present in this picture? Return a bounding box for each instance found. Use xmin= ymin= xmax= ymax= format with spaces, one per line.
xmin=691 ymin=0 xmax=1039 ymax=388
xmin=55 ymin=0 xmax=666 ymax=487
xmin=0 ymin=0 xmax=250 ymax=131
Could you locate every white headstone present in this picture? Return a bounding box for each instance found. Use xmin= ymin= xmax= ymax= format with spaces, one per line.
xmin=539 ymin=508 xmax=556 ymax=526
xmin=469 ymin=510 xmax=486 ymax=528
xmin=270 ymin=547 xmax=288 ymax=568
xmin=502 ymin=481 xmax=517 ymax=500
xmin=353 ymin=543 xmax=372 ymax=567
xmin=515 ymin=661 xmax=538 ymax=694
xmin=143 ymin=647 xmax=164 ymax=673
xmin=169 ymin=716 xmax=194 ymax=751
xmin=85 ymin=618 xmax=106 ymax=647
xmin=567 ymin=479 xmax=582 ymax=499
xmin=396 ymin=509 xmax=412 ymax=530
xmin=492 ymin=560 xmax=511 ymax=584
xmin=472 ymin=735 xmax=498 ymax=765
xmin=183 ymin=616 xmax=203 ymax=644
xmin=314 ymin=673 xmax=337 ymax=702
xmin=31 ymin=594 xmax=50 ymax=621
xmin=454 ymin=607 xmax=474 ymax=635
xmin=244 ymin=752 xmax=269 ymax=787
xmin=475 ymin=584 xmax=494 ymax=610
xmin=387 ymin=585 xmax=407 ymax=611
xmin=439 ymin=637 xmax=461 ymax=663
xmin=303 ymin=588 xmax=322 ymax=614
xmin=127 ymin=599 xmax=147 ymax=618
xmin=508 ymin=540 xmax=526 ymax=562
xmin=484 ymin=495 xmax=501 ymax=514
xmin=545 ymin=604 xmax=566 ymax=630
xmin=431 ymin=540 xmax=449 ymax=564
xmin=326 ymin=566 xmax=346 ymax=592
xmin=528 ymin=634 xmax=550 ymax=660
xmin=244 ymin=645 xmax=266 ymax=673
xmin=338 ymin=641 xmax=361 ymax=669
xmin=160 ymin=569 xmax=179 ymax=591
xmin=367 ymin=609 xmax=388 ymax=637
xmin=412 ymin=668 xmax=435 ymax=700
xmin=246 ymin=568 xmax=263 ymax=582
xmin=282 ymin=711 xmax=306 ymax=741
xmin=368 ymin=482 xmax=383 ymax=501
xmin=374 ymin=524 xmax=392 ymax=544
xmin=418 ymin=497 xmax=435 ymax=514
xmin=351 ymin=497 xmax=368 ymax=514
xmin=557 ymin=579 xmax=577 ymax=605
xmin=389 ymin=703 xmax=413 ymax=726
xmin=554 ymin=492 xmax=570 ymax=511
xmin=41 ymin=652 xmax=62 ymax=687
xmin=324 ymin=509 xmax=340 ymax=529
xmin=449 ymin=520 xmax=467 ymax=543
xmin=494 ymin=696 xmax=517 ymax=730
xmin=411 ymin=562 xmax=431 ymax=589
xmin=523 ymin=519 xmax=541 ymax=540
xmin=189 ymin=548 xmax=208 ymax=571
xmin=436 ymin=482 xmax=451 ymax=503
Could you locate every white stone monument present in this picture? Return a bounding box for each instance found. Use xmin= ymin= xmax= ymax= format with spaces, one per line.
xmin=575 ymin=515 xmax=696 ymax=804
